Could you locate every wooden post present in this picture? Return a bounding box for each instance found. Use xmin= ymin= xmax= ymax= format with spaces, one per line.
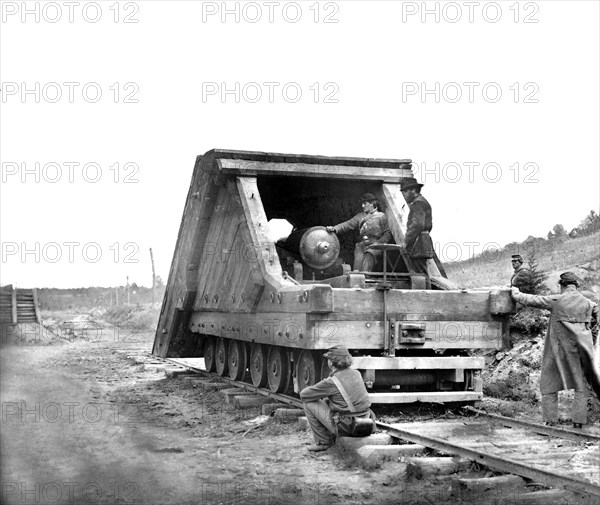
xmin=126 ymin=276 xmax=130 ymax=305
xmin=32 ymin=288 xmax=41 ymax=323
xmin=115 ymin=287 xmax=119 ymax=306
xmin=11 ymin=287 xmax=17 ymax=324
xmin=149 ymin=248 xmax=156 ymax=307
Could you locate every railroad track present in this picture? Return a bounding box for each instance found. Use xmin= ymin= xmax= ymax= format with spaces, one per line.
xmin=133 ymin=353 xmax=600 ymax=501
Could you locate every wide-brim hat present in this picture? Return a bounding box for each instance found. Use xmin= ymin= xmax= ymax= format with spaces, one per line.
xmin=560 ymin=271 xmax=581 ymax=286
xmin=323 ymin=345 xmax=351 ymax=359
xmin=400 ymin=177 xmax=424 ymax=191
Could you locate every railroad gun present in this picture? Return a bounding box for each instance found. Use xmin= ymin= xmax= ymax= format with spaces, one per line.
xmin=153 ymin=149 xmax=514 ymax=404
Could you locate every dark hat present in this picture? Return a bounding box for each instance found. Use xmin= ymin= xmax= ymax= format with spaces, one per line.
xmin=399 ymin=177 xmax=424 ymax=191
xmin=361 ymin=193 xmax=377 ymax=202
xmin=559 ymin=271 xmax=580 ymax=286
xmin=511 ymin=254 xmax=523 ymax=262
xmin=323 ymin=345 xmax=351 ymax=359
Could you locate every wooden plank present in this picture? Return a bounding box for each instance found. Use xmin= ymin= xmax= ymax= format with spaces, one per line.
xmin=255 ymin=284 xmax=334 ymax=313
xmin=236 ymin=177 xmax=285 ymax=286
xmin=196 ymin=183 xmax=231 ymax=305
xmin=219 ymin=159 xmax=412 ymax=182
xmin=356 ymin=444 xmax=427 ymax=466
xmin=333 ymin=288 xmax=495 ymax=319
xmin=502 ymin=489 xmax=574 ymax=505
xmin=193 ymin=184 xmax=231 ymax=311
xmin=206 ymin=185 xmax=239 ymax=310
xmin=210 ymin=149 xmax=412 ymax=168
xmin=454 ymin=475 xmax=525 ymax=493
xmin=202 ymin=186 xmax=233 ymax=309
xmin=352 ymin=356 xmax=484 ymax=370
xmin=227 ymin=213 xmax=265 ymax=313
xmin=380 ymin=423 xmax=600 ymax=498
xmin=222 ymin=192 xmax=252 ymax=312
xmin=216 ymin=195 xmax=249 ymax=312
xmin=221 ymin=226 xmax=247 ymax=311
xmin=189 ymin=312 xmax=308 ymax=347
xmin=153 ymin=154 xmax=222 ymax=357
xmin=11 ymin=288 xmax=17 ymax=324
xmin=382 ymin=183 xmax=444 ymax=278
xmin=237 ymin=269 xmax=264 ymax=313
xmin=382 ymin=182 xmax=409 ymax=253
xmin=407 ymin=457 xmax=471 ymax=478
xmin=369 ymin=391 xmax=482 ymax=404
xmin=311 ymin=319 xmax=502 ymax=349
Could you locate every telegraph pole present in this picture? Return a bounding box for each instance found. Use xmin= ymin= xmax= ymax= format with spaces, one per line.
xmin=149 ymin=247 xmax=156 ymax=307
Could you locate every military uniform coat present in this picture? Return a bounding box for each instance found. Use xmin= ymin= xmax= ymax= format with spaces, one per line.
xmin=513 ymin=286 xmax=600 ymax=396
xmin=511 ymin=265 xmax=533 ymax=292
xmin=404 ymin=195 xmax=434 ymax=258
xmin=333 ymin=210 xmax=391 ymax=258
xmin=300 ymin=367 xmax=372 ymax=413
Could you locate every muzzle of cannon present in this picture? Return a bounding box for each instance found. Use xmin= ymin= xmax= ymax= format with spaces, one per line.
xmin=298 ymin=226 xmax=340 ymax=269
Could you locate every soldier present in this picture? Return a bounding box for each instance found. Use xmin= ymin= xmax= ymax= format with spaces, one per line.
xmin=510 ymin=254 xmax=533 ymax=293
xmin=326 ymin=193 xmax=391 ymax=272
xmin=300 ymin=345 xmax=374 ymax=452
xmin=511 ymin=272 xmax=600 ymax=428
xmin=399 ymin=177 xmax=433 ymax=275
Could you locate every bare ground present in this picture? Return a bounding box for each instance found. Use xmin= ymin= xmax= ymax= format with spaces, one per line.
xmin=3 ymin=313 xmax=599 ymax=505
xmin=1 ymin=322 xmax=482 ymax=505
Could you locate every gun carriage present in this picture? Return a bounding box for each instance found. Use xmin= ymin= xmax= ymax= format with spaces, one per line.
xmin=153 ymin=149 xmax=513 ymax=404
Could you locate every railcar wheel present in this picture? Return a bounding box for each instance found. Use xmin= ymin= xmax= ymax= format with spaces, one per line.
xmin=215 ymin=337 xmax=228 ymax=376
xmin=267 ymin=346 xmax=290 ymax=393
xmin=228 ymin=340 xmax=248 ymax=381
xmin=250 ymin=343 xmax=268 ymax=387
xmin=319 ymin=354 xmax=331 ymax=381
xmin=464 ymin=370 xmax=474 ymax=391
xmin=203 ymin=336 xmax=216 ymax=372
xmin=297 ymin=350 xmax=319 ymax=391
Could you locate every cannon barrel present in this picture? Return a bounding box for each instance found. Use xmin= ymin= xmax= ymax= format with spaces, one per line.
xmin=278 ymin=226 xmax=340 ymax=270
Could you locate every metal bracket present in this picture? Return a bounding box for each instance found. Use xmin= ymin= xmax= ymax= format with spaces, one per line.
xmin=396 ymin=322 xmax=427 ymax=344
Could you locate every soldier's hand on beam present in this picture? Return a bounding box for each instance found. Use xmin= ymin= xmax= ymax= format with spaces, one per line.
xmin=326 ymin=226 xmax=335 ymax=233
xmin=511 ymin=287 xmax=521 ymax=298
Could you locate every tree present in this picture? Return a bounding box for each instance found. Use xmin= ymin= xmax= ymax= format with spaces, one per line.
xmin=577 ymin=210 xmax=600 ymax=236
xmin=524 ymin=247 xmax=548 ymax=295
xmin=548 ymin=223 xmax=567 ymax=242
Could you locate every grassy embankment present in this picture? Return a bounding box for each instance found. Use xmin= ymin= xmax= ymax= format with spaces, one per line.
xmin=444 ymin=231 xmax=600 ymax=296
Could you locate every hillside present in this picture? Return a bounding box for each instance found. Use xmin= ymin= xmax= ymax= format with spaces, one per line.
xmin=446 ymin=229 xmax=600 ymax=425
xmin=444 ymin=231 xmax=600 ymax=298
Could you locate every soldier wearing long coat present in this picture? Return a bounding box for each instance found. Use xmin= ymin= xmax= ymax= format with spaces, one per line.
xmin=511 ymin=272 xmax=599 ymax=427
xmin=400 ymin=178 xmax=434 ymax=275
xmin=328 ymin=193 xmax=391 ymax=272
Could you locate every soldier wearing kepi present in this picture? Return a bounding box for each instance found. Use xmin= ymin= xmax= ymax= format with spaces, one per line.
xmin=300 ymin=345 xmax=374 ymax=452
xmin=399 ymin=177 xmax=433 ymax=275
xmin=510 ymin=254 xmax=533 ymax=293
xmin=326 ymin=193 xmax=391 ymax=272
xmin=511 ymin=272 xmax=600 ymax=428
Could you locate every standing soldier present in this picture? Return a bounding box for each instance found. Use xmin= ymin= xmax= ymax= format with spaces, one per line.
xmin=326 ymin=193 xmax=391 ymax=272
xmin=399 ymin=177 xmax=433 ymax=275
xmin=511 ymin=272 xmax=600 ymax=428
xmin=510 ymin=254 xmax=533 ymax=293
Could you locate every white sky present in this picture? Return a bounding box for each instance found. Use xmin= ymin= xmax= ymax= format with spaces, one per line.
xmin=1 ymin=0 xmax=599 ymax=288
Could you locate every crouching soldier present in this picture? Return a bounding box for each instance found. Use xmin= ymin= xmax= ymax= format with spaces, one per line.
xmin=300 ymin=345 xmax=375 ymax=452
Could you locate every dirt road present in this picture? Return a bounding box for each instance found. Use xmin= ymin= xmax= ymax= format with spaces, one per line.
xmin=1 ymin=324 xmax=460 ymax=505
